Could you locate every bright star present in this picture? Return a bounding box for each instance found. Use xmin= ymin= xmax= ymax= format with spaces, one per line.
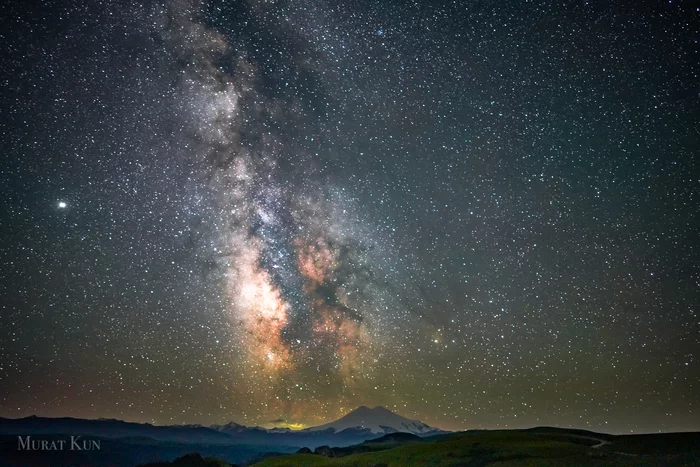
xmin=58 ymin=201 xmax=67 ymax=209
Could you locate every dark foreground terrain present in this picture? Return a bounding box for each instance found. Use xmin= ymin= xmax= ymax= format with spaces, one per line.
xmin=2 ymin=427 xmax=698 ymax=466
xmin=0 ymin=434 xmax=294 ymax=467
xmin=250 ymin=427 xmax=700 ymax=467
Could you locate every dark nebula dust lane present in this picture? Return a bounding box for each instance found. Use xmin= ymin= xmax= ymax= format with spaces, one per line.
xmin=0 ymin=0 xmax=698 ymax=433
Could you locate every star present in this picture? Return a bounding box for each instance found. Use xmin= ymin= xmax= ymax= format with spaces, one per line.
xmin=0 ymin=0 xmax=696 ymax=435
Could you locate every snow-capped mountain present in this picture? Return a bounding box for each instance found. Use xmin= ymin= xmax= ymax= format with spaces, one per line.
xmin=210 ymin=421 xmax=250 ymax=434
xmin=303 ymin=405 xmax=441 ymax=435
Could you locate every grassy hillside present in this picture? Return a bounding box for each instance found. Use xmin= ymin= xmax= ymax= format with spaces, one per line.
xmin=251 ymin=429 xmax=700 ymax=466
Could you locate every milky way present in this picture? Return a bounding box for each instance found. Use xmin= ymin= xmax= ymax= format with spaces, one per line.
xmin=158 ymin=0 xmax=404 ymax=423
xmin=0 ymin=0 xmax=698 ymax=433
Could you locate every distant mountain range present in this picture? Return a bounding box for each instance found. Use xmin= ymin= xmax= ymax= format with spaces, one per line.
xmin=0 ymin=415 xmax=233 ymax=444
xmin=0 ymin=406 xmax=448 ymax=450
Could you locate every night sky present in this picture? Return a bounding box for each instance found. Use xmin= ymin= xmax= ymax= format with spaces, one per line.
xmin=1 ymin=0 xmax=698 ymax=434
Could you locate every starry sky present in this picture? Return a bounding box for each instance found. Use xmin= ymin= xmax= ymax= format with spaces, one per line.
xmin=1 ymin=0 xmax=698 ymax=434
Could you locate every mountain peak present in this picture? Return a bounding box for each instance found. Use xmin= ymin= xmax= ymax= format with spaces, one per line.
xmin=304 ymin=405 xmax=440 ymax=435
xmin=351 ymin=405 xmax=391 ymax=414
xmin=210 ymin=420 xmax=249 ymax=434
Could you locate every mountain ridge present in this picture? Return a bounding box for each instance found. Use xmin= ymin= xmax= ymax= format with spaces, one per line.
xmin=0 ymin=406 xmax=448 ymax=448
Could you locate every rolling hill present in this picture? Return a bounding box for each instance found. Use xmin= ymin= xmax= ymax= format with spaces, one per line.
xmin=252 ymin=427 xmax=700 ymax=466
